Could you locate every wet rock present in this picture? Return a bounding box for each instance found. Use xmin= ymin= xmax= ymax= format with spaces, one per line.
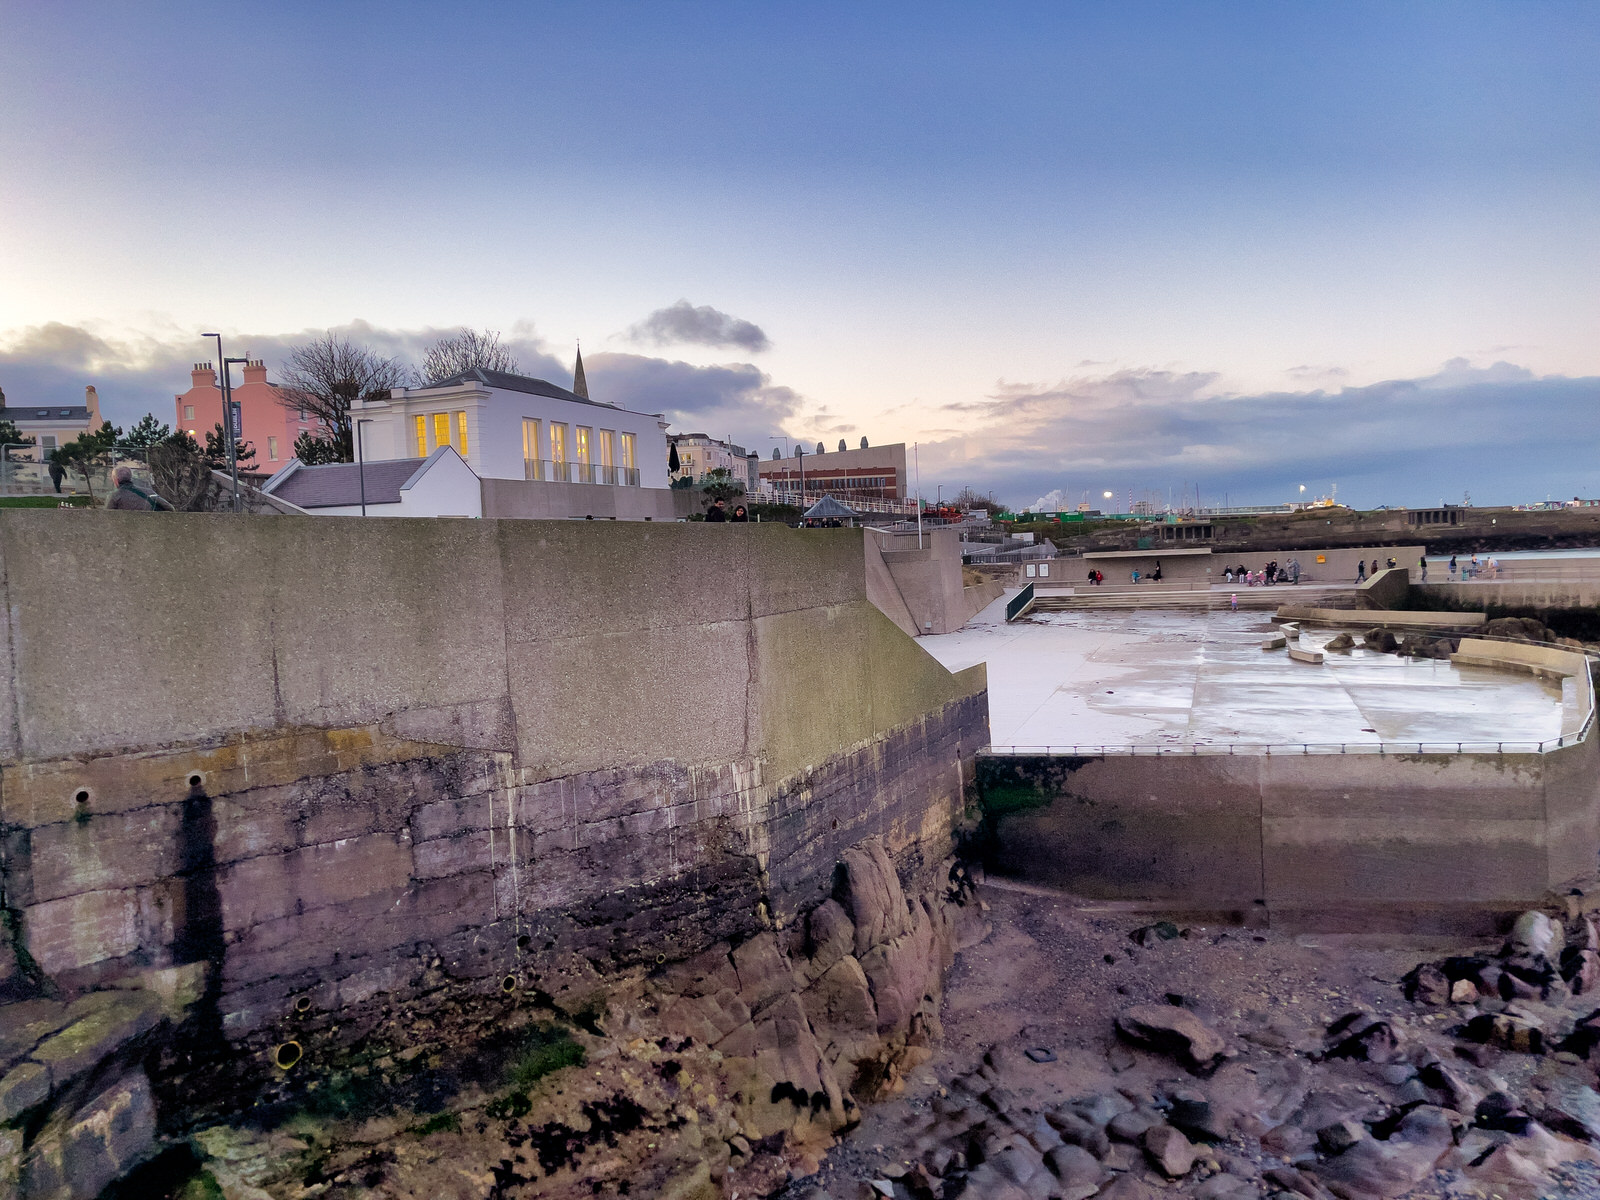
xmin=1263 ymin=1165 xmax=1335 ymax=1200
xmin=1094 ymin=1174 xmax=1163 ymax=1200
xmin=1317 ymin=1120 xmax=1365 ymax=1154
xmin=1115 ymin=1004 xmax=1227 ymax=1072
xmin=27 ymin=990 xmax=163 ymax=1091
xmin=1069 ymin=1092 xmax=1133 ymax=1127
xmin=1046 ymin=1107 xmax=1112 ymax=1158
xmin=1402 ymin=963 xmax=1449 ymax=1005
xmin=1324 ymin=632 xmax=1354 ymax=652
xmin=15 ymin=1070 xmax=157 ymax=1200
xmin=1194 ymin=1172 xmax=1261 ymax=1200
xmin=1475 ymin=1091 xmax=1533 ymax=1134
xmin=0 ymin=1062 xmax=48 ymax=1123
xmin=1462 ymin=1011 xmax=1545 ymax=1054
xmin=1045 ymin=1143 xmax=1103 ymax=1189
xmin=1315 ymin=1104 xmax=1454 ymax=1199
xmin=1324 ymin=1012 xmax=1404 ymax=1063
xmin=1417 ymin=1059 xmax=1480 ymax=1113
xmin=1530 ymin=1074 xmax=1600 ymax=1142
xmin=1107 ymin=1107 xmax=1164 ymax=1143
xmin=1166 ymin=1088 xmax=1222 ymax=1141
xmin=950 ymin=1161 xmax=1033 ymax=1199
xmin=1143 ymin=1123 xmax=1197 ymax=1177
xmin=1508 ymin=910 xmax=1564 ymax=963
xmin=1363 ymin=629 xmax=1398 ymax=653
xmin=1129 ymin=921 xmax=1181 ymax=947
xmin=1564 ymin=949 xmax=1600 ymax=996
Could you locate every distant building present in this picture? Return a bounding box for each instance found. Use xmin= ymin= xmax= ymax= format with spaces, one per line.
xmin=261 ymin=446 xmax=482 ymax=517
xmin=757 ymin=441 xmax=907 ymax=501
xmin=0 ymin=385 xmax=103 ymax=457
xmin=175 ymin=361 xmax=320 ymax=474
xmin=671 ymin=433 xmax=759 ymax=493
xmin=353 ymin=361 xmax=670 ymax=488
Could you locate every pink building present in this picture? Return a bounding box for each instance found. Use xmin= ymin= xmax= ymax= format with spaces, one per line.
xmin=174 ymin=361 xmax=323 ymax=475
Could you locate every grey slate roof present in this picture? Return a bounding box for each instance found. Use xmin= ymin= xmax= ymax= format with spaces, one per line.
xmin=424 ymin=368 xmax=617 ymax=409
xmin=265 ymin=457 xmax=435 ymax=509
xmin=0 ymin=405 xmax=91 ymax=423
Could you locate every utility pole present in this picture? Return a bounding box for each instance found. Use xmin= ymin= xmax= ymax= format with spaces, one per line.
xmin=356 ymin=419 xmax=373 ymax=516
xmin=914 ymin=442 xmax=923 ymax=548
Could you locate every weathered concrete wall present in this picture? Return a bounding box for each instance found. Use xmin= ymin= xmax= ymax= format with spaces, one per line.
xmin=866 ymin=528 xmax=996 ymax=636
xmin=479 ymin=476 xmax=678 ymax=520
xmin=978 ymin=735 xmax=1600 ymax=929
xmin=0 ymin=513 xmax=987 ymax=1037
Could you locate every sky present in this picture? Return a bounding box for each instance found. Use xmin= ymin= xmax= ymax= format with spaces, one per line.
xmin=1 ymin=1 xmax=1596 ymax=509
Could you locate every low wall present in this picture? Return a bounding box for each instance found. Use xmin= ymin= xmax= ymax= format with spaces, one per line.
xmin=1416 ymin=579 xmax=1600 ymax=612
xmin=479 ymin=475 xmax=677 ymax=520
xmin=866 ymin=527 xmax=995 ymax=635
xmin=0 ymin=514 xmax=988 ymax=1031
xmin=1275 ymin=605 xmax=1486 ymax=630
xmin=979 ymin=737 xmax=1600 ymax=929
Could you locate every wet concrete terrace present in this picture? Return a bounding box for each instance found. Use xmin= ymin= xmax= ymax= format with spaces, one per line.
xmin=922 ymin=602 xmax=1566 ymax=750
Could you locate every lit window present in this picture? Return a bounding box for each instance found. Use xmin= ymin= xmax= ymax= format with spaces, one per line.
xmin=455 ymin=410 xmax=468 ymax=456
xmin=575 ymin=426 xmax=591 ymax=465
xmin=268 ymin=436 xmax=279 ymax=460
xmin=414 ymin=415 xmax=427 ymax=457
xmin=620 ymin=433 xmax=636 ymax=469
xmin=432 ymin=412 xmax=450 ymax=451
xmin=599 ymin=429 xmax=615 ymax=468
xmin=183 ymin=405 xmax=195 ymax=420
xmin=550 ymin=424 xmax=567 ymax=464
xmin=522 ymin=418 xmax=542 ymax=480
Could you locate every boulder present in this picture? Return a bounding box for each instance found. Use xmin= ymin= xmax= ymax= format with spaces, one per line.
xmin=1045 ymin=1143 xmax=1103 ymax=1189
xmin=14 ymin=1070 xmax=157 ymax=1200
xmin=1402 ymin=964 xmax=1450 ymax=1005
xmin=1142 ymin=1123 xmax=1197 ymax=1177
xmin=1507 ymin=911 xmax=1564 ymax=962
xmin=730 ymin=933 xmax=794 ymax=1014
xmin=1324 ymin=632 xmax=1355 ymax=652
xmin=1324 ymin=1012 xmax=1404 ymax=1063
xmin=1315 ymin=1104 xmax=1454 ymax=1199
xmin=1317 ymin=1120 xmax=1365 ymax=1154
xmin=1115 ymin=1004 xmax=1227 ymax=1072
xmin=1363 ymin=628 xmax=1398 ymax=653
xmin=799 ymin=900 xmax=856 ymax=985
xmin=1107 ymin=1107 xmax=1164 ymax=1142
xmin=837 ymin=840 xmax=911 ymax=958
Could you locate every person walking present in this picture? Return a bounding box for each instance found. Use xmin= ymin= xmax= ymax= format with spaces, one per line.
xmin=1356 ymin=560 xmax=1367 ymax=583
xmin=1370 ymin=559 xmax=1379 ymax=578
xmin=1449 ymin=554 xmax=1458 ymax=580
xmin=1230 ymin=593 xmax=1238 ymax=611
xmin=105 ymin=464 xmax=173 ymax=511
xmin=705 ymin=497 xmax=728 ymax=522
xmin=47 ymin=456 xmax=64 ymax=494
xmin=1419 ymin=555 xmax=1428 ymax=583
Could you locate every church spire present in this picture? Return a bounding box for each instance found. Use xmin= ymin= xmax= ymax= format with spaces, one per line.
xmin=572 ymin=342 xmax=589 ymax=400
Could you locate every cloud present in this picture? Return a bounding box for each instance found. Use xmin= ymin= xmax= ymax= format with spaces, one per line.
xmin=625 ymin=300 xmax=771 ymax=353
xmin=917 ymin=361 xmax=1600 ymax=511
xmin=584 ymin=352 xmax=798 ymax=449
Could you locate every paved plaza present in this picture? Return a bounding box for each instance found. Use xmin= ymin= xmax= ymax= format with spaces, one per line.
xmin=922 ymin=597 xmax=1567 ymax=751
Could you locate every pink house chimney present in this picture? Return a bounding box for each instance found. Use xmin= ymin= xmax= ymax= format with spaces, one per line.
xmin=191 ymin=362 xmax=218 ymax=388
xmin=242 ymin=359 xmax=269 ymax=386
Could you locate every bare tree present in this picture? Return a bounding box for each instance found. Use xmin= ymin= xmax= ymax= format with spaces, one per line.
xmin=277 ymin=334 xmax=408 ymax=462
xmin=417 ymin=328 xmax=519 ymax=385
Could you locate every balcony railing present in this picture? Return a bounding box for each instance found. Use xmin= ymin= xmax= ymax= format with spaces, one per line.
xmin=524 ymin=460 xmax=640 ymax=486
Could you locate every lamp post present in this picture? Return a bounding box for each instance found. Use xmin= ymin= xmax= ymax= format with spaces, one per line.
xmin=356 ymin=419 xmax=374 ymax=516
xmin=201 ymin=334 xmax=242 ymax=512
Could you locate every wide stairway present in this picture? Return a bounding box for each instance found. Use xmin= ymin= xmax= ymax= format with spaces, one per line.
xmin=1031 ymin=582 xmax=1358 ymax=612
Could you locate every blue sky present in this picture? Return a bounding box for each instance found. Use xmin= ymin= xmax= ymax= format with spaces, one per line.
xmin=1 ymin=1 xmax=1596 ymax=507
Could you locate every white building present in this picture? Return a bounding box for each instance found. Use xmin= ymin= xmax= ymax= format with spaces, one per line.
xmin=261 ymin=446 xmax=482 ymax=517
xmin=670 ymin=433 xmax=759 ymax=493
xmin=352 ymin=365 xmax=670 ymax=491
xmin=0 ymin=385 xmax=103 ymax=456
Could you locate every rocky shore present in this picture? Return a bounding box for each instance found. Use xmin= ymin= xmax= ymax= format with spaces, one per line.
xmin=780 ymin=882 xmax=1600 ymax=1200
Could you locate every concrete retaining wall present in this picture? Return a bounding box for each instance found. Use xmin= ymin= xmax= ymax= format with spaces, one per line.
xmin=0 ymin=513 xmax=987 ymax=1036
xmin=979 ymin=736 xmax=1600 ymax=930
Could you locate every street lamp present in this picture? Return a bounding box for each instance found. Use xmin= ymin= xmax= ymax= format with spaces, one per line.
xmin=201 ymin=334 xmax=242 ymax=513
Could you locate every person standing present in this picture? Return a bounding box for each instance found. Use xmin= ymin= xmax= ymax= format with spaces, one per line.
xmin=1449 ymin=554 xmax=1458 ymax=580
xmin=1289 ymin=558 xmax=1301 ymax=584
xmin=730 ymin=504 xmax=749 ymax=522
xmin=705 ymin=497 xmax=728 ymax=522
xmin=1419 ymin=555 xmax=1428 ymax=583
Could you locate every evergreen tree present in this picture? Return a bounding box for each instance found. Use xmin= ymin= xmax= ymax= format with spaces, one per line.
xmin=293 ymin=431 xmax=344 ymax=465
xmin=203 ymin=423 xmax=256 ymax=472
xmin=124 ymin=413 xmax=172 ymax=447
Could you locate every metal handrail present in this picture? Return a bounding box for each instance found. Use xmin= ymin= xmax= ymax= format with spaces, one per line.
xmin=1005 ymin=582 xmax=1035 ymax=622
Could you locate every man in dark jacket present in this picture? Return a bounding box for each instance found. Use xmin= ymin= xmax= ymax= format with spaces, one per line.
xmin=106 ymin=464 xmax=173 ymax=511
xmin=705 ymin=497 xmax=728 ymax=522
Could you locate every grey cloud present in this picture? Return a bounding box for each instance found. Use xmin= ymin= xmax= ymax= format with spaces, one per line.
xmin=919 ymin=361 xmax=1600 ymax=512
xmin=625 ymin=300 xmax=771 ymax=353
xmin=584 ymin=352 xmax=798 ymax=448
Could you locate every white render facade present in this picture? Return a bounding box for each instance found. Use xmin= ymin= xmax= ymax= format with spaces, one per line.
xmin=352 ymin=369 xmax=671 ymax=490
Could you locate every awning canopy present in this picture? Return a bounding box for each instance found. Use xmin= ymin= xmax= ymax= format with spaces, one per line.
xmin=804 ymin=496 xmax=861 ymax=519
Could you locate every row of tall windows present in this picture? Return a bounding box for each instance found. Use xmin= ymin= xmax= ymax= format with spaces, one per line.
xmin=521 ymin=419 xmax=636 ymax=482
xmin=414 ymin=411 xmax=469 ymax=457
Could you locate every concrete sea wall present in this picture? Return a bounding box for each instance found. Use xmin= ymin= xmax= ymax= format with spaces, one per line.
xmin=978 ymin=733 xmax=1600 ymax=932
xmin=0 ymin=512 xmax=988 ymax=1188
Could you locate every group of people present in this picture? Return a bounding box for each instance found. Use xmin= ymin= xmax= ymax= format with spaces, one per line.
xmin=1354 ymin=556 xmax=1400 ymax=582
xmin=703 ymin=498 xmax=750 ymax=522
xmin=1224 ymin=559 xmax=1299 ymax=586
xmin=1446 ymin=553 xmax=1499 ymax=580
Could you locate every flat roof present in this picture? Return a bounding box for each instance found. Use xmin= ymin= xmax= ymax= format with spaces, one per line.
xmin=1081 ymin=548 xmax=1213 ymax=559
